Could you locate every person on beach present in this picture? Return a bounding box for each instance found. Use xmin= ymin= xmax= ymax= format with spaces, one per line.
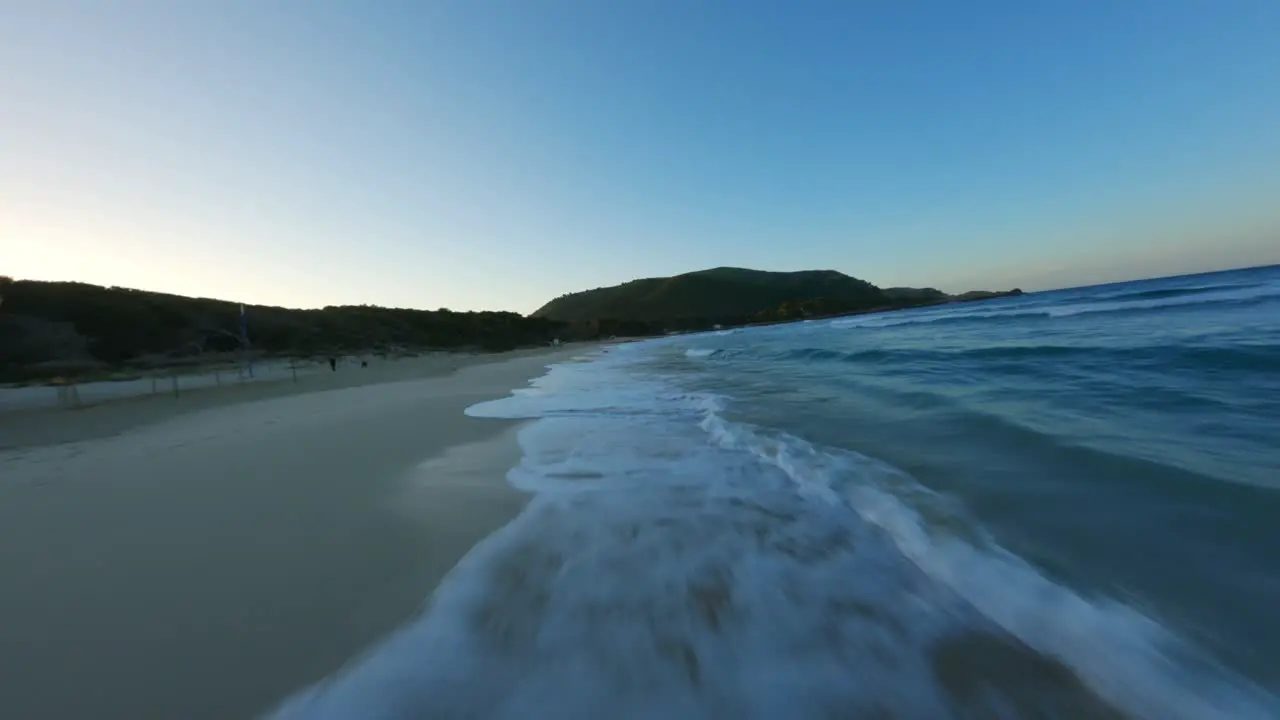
xmin=328 ymin=357 xmax=336 ymax=371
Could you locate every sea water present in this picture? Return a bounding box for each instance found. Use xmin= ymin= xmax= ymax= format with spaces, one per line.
xmin=272 ymin=265 xmax=1280 ymax=719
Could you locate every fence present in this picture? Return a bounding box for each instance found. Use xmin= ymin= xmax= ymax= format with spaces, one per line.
xmin=0 ymin=357 xmax=334 ymax=413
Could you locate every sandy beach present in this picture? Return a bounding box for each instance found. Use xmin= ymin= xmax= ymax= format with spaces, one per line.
xmin=0 ymin=348 xmax=570 ymax=450
xmin=0 ymin=346 xmax=590 ymax=720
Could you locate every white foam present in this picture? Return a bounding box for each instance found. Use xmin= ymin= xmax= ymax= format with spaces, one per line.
xmin=698 ymin=413 xmax=1279 ymax=719
xmin=271 ymin=348 xmax=965 ymax=717
xmin=270 ymin=342 xmax=1277 ymax=719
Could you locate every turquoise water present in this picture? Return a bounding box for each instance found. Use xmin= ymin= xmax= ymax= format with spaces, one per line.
xmin=276 ymin=266 xmax=1279 ymax=719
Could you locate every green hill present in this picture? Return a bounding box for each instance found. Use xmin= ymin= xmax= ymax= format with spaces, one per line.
xmin=0 ymin=277 xmax=564 ymax=382
xmin=534 ymin=267 xmax=885 ymax=324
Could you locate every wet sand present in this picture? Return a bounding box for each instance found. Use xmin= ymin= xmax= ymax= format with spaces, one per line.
xmin=0 ymin=346 xmax=590 ymax=719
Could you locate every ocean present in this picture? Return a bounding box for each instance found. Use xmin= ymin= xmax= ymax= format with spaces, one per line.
xmin=274 ymin=265 xmax=1280 ymax=719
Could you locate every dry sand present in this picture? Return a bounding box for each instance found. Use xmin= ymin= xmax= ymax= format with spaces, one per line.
xmin=0 ymin=345 xmax=593 ymax=719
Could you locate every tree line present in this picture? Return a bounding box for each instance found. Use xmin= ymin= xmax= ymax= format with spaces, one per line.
xmin=0 ymin=279 xmax=571 ymax=381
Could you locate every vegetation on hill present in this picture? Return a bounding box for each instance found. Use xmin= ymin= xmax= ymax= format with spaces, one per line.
xmin=0 ymin=268 xmax=1021 ymax=383
xmin=0 ymin=278 xmax=564 ymax=382
xmin=535 ymin=267 xmax=1021 ymax=329
xmin=535 ymin=268 xmax=884 ymax=324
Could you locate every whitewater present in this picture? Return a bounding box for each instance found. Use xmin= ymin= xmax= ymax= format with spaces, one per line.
xmin=271 ymin=265 xmax=1280 ymax=719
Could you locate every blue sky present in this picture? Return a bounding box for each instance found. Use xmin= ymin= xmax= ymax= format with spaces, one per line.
xmin=3 ymin=1 xmax=1279 ymax=312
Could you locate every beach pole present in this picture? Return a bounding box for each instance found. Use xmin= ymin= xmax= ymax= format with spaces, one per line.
xmin=290 ymin=358 xmax=298 ymax=383
xmin=53 ymin=378 xmax=81 ymax=409
xmin=151 ymin=375 xmax=158 ymax=394
xmin=240 ymin=304 xmax=254 ymax=379
xmin=171 ymin=372 xmax=180 ymax=398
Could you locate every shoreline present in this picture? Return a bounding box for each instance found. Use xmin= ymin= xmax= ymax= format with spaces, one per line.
xmin=0 ymin=345 xmax=592 ymax=720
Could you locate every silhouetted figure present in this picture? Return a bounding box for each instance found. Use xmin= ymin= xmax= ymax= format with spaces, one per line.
xmin=361 ymin=360 xmax=368 ymax=368
xmin=328 ymin=357 xmax=337 ymax=372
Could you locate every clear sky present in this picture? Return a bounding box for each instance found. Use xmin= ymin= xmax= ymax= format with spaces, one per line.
xmin=3 ymin=1 xmax=1279 ymax=312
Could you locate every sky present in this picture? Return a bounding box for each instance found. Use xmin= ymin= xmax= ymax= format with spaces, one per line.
xmin=2 ymin=1 xmax=1279 ymax=313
